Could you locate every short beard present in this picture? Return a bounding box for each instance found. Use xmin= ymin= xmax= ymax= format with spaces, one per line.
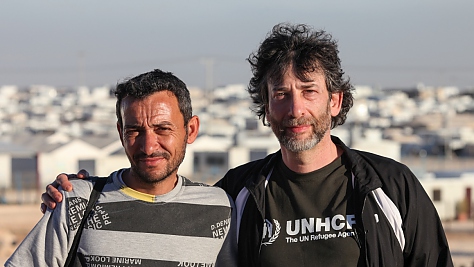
xmin=268 ymin=105 xmax=331 ymax=153
xmin=130 ymin=134 xmax=188 ymax=184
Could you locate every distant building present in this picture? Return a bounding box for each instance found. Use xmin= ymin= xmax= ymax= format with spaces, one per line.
xmin=419 ymin=173 xmax=474 ymax=221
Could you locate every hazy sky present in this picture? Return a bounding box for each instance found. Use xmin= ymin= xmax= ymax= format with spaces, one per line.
xmin=1 ymin=0 xmax=473 ymax=89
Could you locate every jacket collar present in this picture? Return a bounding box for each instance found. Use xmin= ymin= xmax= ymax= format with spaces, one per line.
xmin=331 ymin=135 xmax=383 ymax=195
xmin=244 ymin=150 xmax=281 ymax=207
xmin=248 ymin=136 xmax=383 ymax=196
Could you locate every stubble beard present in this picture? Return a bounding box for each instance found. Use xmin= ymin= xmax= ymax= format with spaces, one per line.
xmin=129 ymin=135 xmax=188 ymax=185
xmin=269 ymin=105 xmax=332 ymax=153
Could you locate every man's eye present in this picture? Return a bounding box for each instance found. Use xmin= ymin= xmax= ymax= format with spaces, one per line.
xmin=274 ymin=92 xmax=286 ymax=99
xmin=125 ymin=130 xmax=139 ymax=137
xmin=156 ymin=127 xmax=172 ymax=134
xmin=303 ymin=90 xmax=318 ymax=99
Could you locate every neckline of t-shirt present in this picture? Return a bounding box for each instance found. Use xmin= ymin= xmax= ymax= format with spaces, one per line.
xmin=276 ymin=153 xmax=347 ymax=183
xmin=113 ymin=168 xmax=184 ymax=203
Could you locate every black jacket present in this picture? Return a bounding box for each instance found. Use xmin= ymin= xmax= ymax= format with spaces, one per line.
xmin=216 ymin=136 xmax=453 ymax=267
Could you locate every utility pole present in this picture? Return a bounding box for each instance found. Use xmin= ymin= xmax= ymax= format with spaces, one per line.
xmin=78 ymin=50 xmax=86 ymax=86
xmin=200 ymin=57 xmax=215 ymax=104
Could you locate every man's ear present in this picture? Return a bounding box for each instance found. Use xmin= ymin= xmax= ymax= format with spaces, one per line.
xmin=330 ymin=91 xmax=343 ymax=116
xmin=264 ymin=104 xmax=271 ymax=125
xmin=186 ymin=115 xmax=200 ymax=144
xmin=117 ymin=122 xmax=124 ymax=145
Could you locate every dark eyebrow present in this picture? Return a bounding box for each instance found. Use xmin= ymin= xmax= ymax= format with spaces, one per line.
xmin=301 ymin=83 xmax=319 ymax=89
xmin=270 ymin=82 xmax=319 ymax=91
xmin=158 ymin=120 xmax=174 ymax=125
xmin=154 ymin=121 xmax=178 ymax=129
xmin=123 ymin=121 xmax=175 ymax=129
xmin=271 ymin=86 xmax=288 ymax=91
xmin=123 ymin=123 xmax=141 ymax=129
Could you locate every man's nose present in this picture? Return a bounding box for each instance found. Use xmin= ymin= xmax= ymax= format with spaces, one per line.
xmin=141 ymin=130 xmax=159 ymax=155
xmin=288 ymin=94 xmax=305 ymax=118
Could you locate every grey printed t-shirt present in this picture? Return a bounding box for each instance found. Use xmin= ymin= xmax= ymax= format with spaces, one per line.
xmin=5 ymin=169 xmax=237 ymax=267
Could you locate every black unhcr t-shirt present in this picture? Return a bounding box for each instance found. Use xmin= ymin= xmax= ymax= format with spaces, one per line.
xmin=260 ymin=154 xmax=361 ymax=266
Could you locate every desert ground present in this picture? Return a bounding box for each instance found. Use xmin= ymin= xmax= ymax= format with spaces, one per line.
xmin=1 ymin=204 xmax=474 ymax=266
xmin=1 ymin=204 xmax=43 ymax=264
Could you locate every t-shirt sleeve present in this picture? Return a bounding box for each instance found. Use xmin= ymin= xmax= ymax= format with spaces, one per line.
xmin=5 ymin=185 xmax=88 ymax=267
xmin=215 ymin=194 xmax=238 ymax=267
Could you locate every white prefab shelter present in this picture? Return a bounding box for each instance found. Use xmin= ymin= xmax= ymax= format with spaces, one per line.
xmin=419 ymin=173 xmax=474 ymax=221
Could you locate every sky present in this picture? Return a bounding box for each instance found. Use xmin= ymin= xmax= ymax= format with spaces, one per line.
xmin=1 ymin=0 xmax=473 ymax=90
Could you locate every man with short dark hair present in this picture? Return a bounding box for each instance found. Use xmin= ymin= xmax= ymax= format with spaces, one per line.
xmin=6 ymin=69 xmax=237 ymax=267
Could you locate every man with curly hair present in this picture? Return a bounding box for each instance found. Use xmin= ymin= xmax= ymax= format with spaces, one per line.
xmin=40 ymin=23 xmax=452 ymax=266
xmin=215 ymin=23 xmax=452 ymax=266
